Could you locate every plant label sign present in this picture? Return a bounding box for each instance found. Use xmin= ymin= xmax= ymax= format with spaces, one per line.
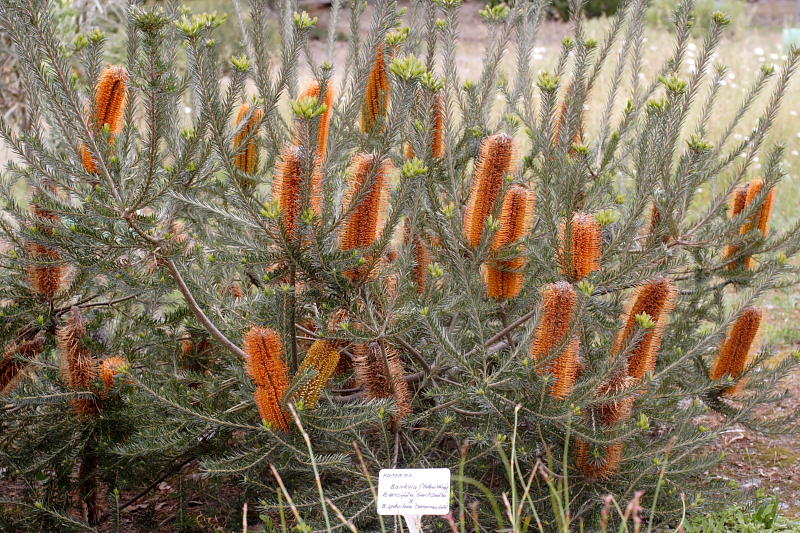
xmin=377 ymin=468 xmax=450 ymax=533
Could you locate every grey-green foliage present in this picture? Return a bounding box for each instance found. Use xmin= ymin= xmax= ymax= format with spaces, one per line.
xmin=0 ymin=0 xmax=799 ymax=530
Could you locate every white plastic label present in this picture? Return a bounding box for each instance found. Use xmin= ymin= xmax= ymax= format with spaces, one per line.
xmin=377 ymin=468 xmax=451 ymax=516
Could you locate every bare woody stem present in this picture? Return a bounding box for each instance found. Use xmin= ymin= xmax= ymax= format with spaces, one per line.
xmin=165 ymin=258 xmax=247 ymax=360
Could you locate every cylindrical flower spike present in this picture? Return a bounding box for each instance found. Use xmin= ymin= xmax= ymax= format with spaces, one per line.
xmin=553 ymin=82 xmax=584 ymax=147
xmin=710 ymin=307 xmax=762 ymax=396
xmin=81 ymin=65 xmax=128 ymax=174
xmin=531 ymin=281 xmax=580 ymax=398
xmin=463 ymin=133 xmax=514 ymax=248
xmin=486 ymin=184 xmax=536 ymax=300
xmin=273 ymin=145 xmax=323 ymax=240
xmin=27 ymin=187 xmax=69 ymax=299
xmin=340 ymin=153 xmax=393 ymax=279
xmin=100 ymin=355 xmax=128 ymax=391
xmin=296 ymin=80 xmax=335 ymax=157
xmin=0 ymin=333 xmax=46 ymax=397
xmin=560 ymin=212 xmax=602 ymax=281
xmin=57 ymin=308 xmax=99 ymax=416
xmin=612 ymin=277 xmax=677 ymax=381
xmin=742 ymin=179 xmax=775 ymax=270
xmin=296 ymin=340 xmax=341 ymax=408
xmin=407 ymin=95 xmax=446 ymax=160
xmin=404 ymin=220 xmax=431 ymax=294
xmin=385 ymin=344 xmax=412 ymax=422
xmin=352 ymin=342 xmax=392 ymax=399
xmin=233 ymin=102 xmax=265 ymax=178
xmin=575 ymin=440 xmax=624 ymax=480
xmin=361 ymin=45 xmax=390 ymax=134
xmin=243 ymin=326 xmax=290 ymax=431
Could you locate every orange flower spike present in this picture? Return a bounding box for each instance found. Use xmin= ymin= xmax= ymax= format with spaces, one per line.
xmin=710 ymin=307 xmax=762 ymax=395
xmin=723 ymin=184 xmax=751 ymax=267
xmin=297 ymin=80 xmax=335 ymax=157
xmin=385 ymin=345 xmax=412 ymax=422
xmin=404 ymin=220 xmax=432 ymax=294
xmin=296 ymin=340 xmax=341 ymax=409
xmin=575 ymin=440 xmax=624 ymax=480
xmin=273 ymin=145 xmax=303 ymax=239
xmin=100 ymin=356 xmax=129 ymax=391
xmin=561 ymin=212 xmax=602 ymax=280
xmin=243 ymin=326 xmax=290 ymax=430
xmin=742 ymin=179 xmax=775 ymax=270
xmin=339 ymin=153 xmax=392 ymax=251
xmin=361 ymin=45 xmax=391 ymax=133
xmin=233 ymin=102 xmax=265 ymax=175
xmin=612 ymin=278 xmax=677 ymax=381
xmin=82 ymin=65 xmax=128 ymax=173
xmin=486 ymin=184 xmax=536 ymax=300
xmin=531 ymin=281 xmax=580 ymax=398
xmin=463 ymin=133 xmax=514 ymax=248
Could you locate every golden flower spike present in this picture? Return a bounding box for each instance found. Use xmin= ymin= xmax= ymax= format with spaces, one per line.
xmin=710 ymin=307 xmax=762 ymax=396
xmin=486 ymin=184 xmax=536 ymax=300
xmin=0 ymin=333 xmax=46 ymax=397
xmin=233 ymin=102 xmax=265 ymax=180
xmin=296 ymin=80 xmax=335 ymax=157
xmin=57 ymin=309 xmax=100 ymax=416
xmin=463 ymin=133 xmax=514 ymax=248
xmin=531 ymin=281 xmax=580 ymax=398
xmin=296 ymin=340 xmax=341 ymax=408
xmin=243 ymin=326 xmax=290 ymax=431
xmin=361 ymin=45 xmax=390 ymax=134
xmin=81 ymin=65 xmax=128 ymax=174
xmin=560 ymin=212 xmax=602 ymax=281
xmin=612 ymin=277 xmax=677 ymax=381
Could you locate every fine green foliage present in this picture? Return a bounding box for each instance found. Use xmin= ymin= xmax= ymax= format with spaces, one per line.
xmin=686 ymin=497 xmax=800 ymax=533
xmin=1 ymin=0 xmax=799 ymax=531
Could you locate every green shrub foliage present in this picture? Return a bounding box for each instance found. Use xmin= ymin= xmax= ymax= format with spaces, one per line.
xmin=1 ymin=0 xmax=799 ymax=530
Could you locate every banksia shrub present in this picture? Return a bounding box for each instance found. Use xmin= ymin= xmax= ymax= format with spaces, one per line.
xmin=233 ymin=102 xmax=265 ymax=184
xmin=485 ymin=184 xmax=536 ymax=299
xmin=57 ymin=309 xmax=99 ymax=416
xmin=297 ymin=80 xmax=334 ymax=157
xmin=296 ymin=340 xmax=341 ymax=408
xmin=273 ymin=145 xmax=322 ymax=239
xmin=531 ymin=281 xmax=580 ymax=398
xmin=243 ymin=326 xmax=290 ymax=430
xmin=361 ymin=45 xmax=390 ymax=133
xmin=463 ymin=133 xmax=514 ymax=248
xmin=612 ymin=278 xmax=677 ymax=381
xmin=710 ymin=307 xmax=763 ymax=396
xmin=560 ymin=212 xmax=602 ymax=280
xmin=81 ymin=65 xmax=128 ymax=174
xmin=0 ymin=333 xmax=46 ymax=396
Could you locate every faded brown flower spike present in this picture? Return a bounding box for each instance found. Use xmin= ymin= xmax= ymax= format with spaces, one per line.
xmin=710 ymin=307 xmax=762 ymax=396
xmin=243 ymin=326 xmax=290 ymax=431
xmin=57 ymin=308 xmax=100 ymax=416
xmin=1 ymin=333 xmax=46 ymax=397
xmin=486 ymin=184 xmax=536 ymax=300
xmin=361 ymin=46 xmax=390 ymax=134
xmin=560 ymin=212 xmax=602 ymax=281
xmin=463 ymin=133 xmax=514 ymax=248
xmin=352 ymin=342 xmax=392 ymax=399
xmin=81 ymin=65 xmax=128 ymax=174
xmin=612 ymin=277 xmax=677 ymax=381
xmin=576 ymin=441 xmax=624 ymax=480
xmin=531 ymin=281 xmax=580 ymax=398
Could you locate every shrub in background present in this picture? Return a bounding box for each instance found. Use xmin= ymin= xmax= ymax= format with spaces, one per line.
xmin=0 ymin=0 xmax=799 ymax=531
